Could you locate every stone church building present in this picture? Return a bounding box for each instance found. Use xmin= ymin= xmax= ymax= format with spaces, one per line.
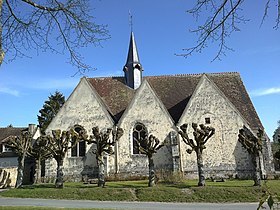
xmin=45 ymin=32 xmax=274 ymax=181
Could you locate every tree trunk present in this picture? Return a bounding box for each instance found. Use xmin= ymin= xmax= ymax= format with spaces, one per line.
xmin=97 ymin=156 xmax=105 ymax=187
xmin=196 ymin=150 xmax=205 ymax=187
xmin=16 ymin=155 xmax=25 ymax=188
xmin=0 ymin=0 xmax=4 ymax=65
xmin=252 ymin=154 xmax=261 ymax=186
xmin=148 ymin=156 xmax=156 ymax=187
xmin=55 ymin=158 xmax=64 ymax=188
xmin=34 ymin=158 xmax=42 ymax=184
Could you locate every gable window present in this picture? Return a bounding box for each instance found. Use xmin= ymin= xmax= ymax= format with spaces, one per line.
xmin=71 ymin=125 xmax=86 ymax=157
xmin=205 ymin=117 xmax=211 ymax=124
xmin=1 ymin=144 xmax=12 ymax=153
xmin=133 ymin=123 xmax=147 ymax=154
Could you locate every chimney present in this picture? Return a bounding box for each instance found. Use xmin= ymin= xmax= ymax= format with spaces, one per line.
xmin=28 ymin=124 xmax=36 ymax=135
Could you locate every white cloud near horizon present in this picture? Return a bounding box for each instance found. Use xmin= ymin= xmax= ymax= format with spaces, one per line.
xmin=0 ymin=86 xmax=20 ymax=97
xmin=250 ymin=87 xmax=280 ymax=97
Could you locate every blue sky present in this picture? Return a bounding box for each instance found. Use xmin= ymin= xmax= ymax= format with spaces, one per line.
xmin=0 ymin=0 xmax=279 ymax=139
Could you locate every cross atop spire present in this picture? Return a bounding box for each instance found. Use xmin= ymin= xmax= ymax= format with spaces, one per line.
xmin=129 ymin=10 xmax=133 ymax=32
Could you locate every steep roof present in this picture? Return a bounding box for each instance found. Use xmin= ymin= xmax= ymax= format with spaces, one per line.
xmin=87 ymin=72 xmax=263 ymax=129
xmin=0 ymin=127 xmax=27 ymax=143
xmin=125 ymin=32 xmax=141 ymax=66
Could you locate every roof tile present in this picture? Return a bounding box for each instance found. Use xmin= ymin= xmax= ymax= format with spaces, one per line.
xmin=87 ymin=72 xmax=262 ymax=129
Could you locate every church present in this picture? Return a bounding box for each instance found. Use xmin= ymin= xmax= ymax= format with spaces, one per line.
xmin=44 ymin=32 xmax=274 ymax=181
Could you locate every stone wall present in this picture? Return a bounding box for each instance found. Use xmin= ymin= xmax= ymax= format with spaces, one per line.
xmin=178 ymin=76 xmax=254 ymax=179
xmin=43 ymin=76 xmax=273 ymax=182
xmin=117 ymin=81 xmax=176 ymax=176
xmin=45 ymin=78 xmax=114 ymax=181
xmin=0 ymin=167 xmax=17 ymax=188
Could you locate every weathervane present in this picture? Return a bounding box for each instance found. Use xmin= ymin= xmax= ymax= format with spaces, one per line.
xmin=129 ymin=10 xmax=133 ymax=32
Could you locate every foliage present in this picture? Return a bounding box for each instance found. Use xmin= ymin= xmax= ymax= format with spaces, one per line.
xmin=37 ymin=91 xmax=65 ymax=134
xmin=181 ymin=0 xmax=280 ymax=61
xmin=0 ymin=0 xmax=109 ymax=72
xmin=135 ymin=134 xmax=165 ymax=187
xmin=273 ymin=126 xmax=280 ymax=144
xmin=86 ymin=126 xmax=123 ymax=187
xmin=5 ymin=130 xmax=33 ymax=188
xmin=178 ymin=123 xmax=215 ymax=186
xmin=238 ymin=126 xmax=263 ymax=186
xmin=272 ymin=121 xmax=280 ymax=170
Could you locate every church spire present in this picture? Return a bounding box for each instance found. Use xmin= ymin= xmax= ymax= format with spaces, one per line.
xmin=123 ymin=31 xmax=143 ymax=89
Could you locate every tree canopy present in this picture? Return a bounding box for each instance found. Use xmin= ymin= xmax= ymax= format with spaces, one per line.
xmin=37 ymin=91 xmax=65 ymax=134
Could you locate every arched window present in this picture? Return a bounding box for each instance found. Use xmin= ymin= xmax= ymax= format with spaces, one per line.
xmin=71 ymin=125 xmax=86 ymax=157
xmin=132 ymin=123 xmax=147 ymax=154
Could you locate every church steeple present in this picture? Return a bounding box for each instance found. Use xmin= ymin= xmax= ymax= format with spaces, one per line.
xmin=123 ymin=32 xmax=143 ymax=89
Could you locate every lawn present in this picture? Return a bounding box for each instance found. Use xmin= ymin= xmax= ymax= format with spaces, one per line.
xmin=0 ymin=179 xmax=279 ymax=203
xmin=0 ymin=207 xmax=111 ymax=210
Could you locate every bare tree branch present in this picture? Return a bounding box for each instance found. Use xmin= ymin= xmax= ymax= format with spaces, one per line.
xmin=180 ymin=0 xmax=279 ymax=61
xmin=0 ymin=0 xmax=109 ymax=74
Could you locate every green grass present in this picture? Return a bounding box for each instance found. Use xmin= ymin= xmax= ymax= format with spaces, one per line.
xmin=0 ymin=207 xmax=112 ymax=210
xmin=0 ymin=180 xmax=279 ymax=203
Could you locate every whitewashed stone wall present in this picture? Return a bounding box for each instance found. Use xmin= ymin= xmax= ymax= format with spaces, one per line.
xmin=45 ymin=78 xmax=115 ymax=181
xmin=117 ymin=80 xmax=176 ymax=177
xmin=0 ymin=167 xmax=17 ymax=188
xmin=178 ymin=75 xmax=253 ymax=179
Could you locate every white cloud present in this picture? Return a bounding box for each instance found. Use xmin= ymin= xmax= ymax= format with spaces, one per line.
xmin=0 ymin=87 xmax=20 ymax=97
xmin=250 ymin=87 xmax=280 ymax=97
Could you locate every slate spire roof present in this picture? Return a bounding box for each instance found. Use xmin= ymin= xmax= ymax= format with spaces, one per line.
xmin=125 ymin=32 xmax=141 ymax=66
xmin=123 ymin=32 xmax=143 ymax=89
xmin=87 ymin=72 xmax=263 ymax=130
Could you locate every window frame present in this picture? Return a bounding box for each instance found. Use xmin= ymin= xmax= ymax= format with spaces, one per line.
xmin=132 ymin=123 xmax=148 ymax=155
xmin=71 ymin=125 xmax=86 ymax=157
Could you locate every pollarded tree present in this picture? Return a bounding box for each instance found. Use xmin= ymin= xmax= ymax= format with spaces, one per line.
xmin=0 ymin=0 xmax=109 ymax=73
xmin=38 ymin=91 xmax=65 ymax=134
xmin=29 ymin=136 xmax=52 ymax=184
xmin=135 ymin=134 xmax=165 ymax=187
xmin=5 ymin=130 xmax=32 ymax=188
xmin=178 ymin=123 xmax=215 ymax=187
xmin=86 ymin=126 xmax=123 ymax=187
xmin=238 ymin=126 xmax=263 ymax=186
xmin=44 ymin=129 xmax=81 ymax=188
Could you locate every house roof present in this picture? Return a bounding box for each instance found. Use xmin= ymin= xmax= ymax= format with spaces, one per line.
xmin=87 ymin=72 xmax=263 ymax=130
xmin=0 ymin=127 xmax=27 ymax=144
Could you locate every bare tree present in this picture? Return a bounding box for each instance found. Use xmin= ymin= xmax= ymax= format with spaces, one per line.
xmin=135 ymin=134 xmax=165 ymax=187
xmin=238 ymin=126 xmax=263 ymax=186
xmin=180 ymin=0 xmax=280 ymax=61
xmin=178 ymin=123 xmax=215 ymax=186
xmin=0 ymin=0 xmax=109 ymax=73
xmin=44 ymin=129 xmax=80 ymax=188
xmin=5 ymin=130 xmax=32 ymax=188
xmin=86 ymin=126 xmax=123 ymax=187
xmin=29 ymin=136 xmax=52 ymax=184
